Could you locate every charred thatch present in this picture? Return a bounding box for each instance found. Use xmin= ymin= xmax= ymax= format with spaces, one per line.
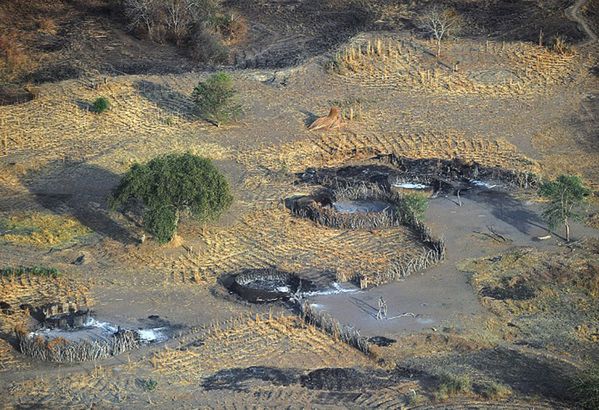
xmin=232 ymin=268 xmax=313 ymax=303
xmin=16 ymin=328 xmax=140 ymax=363
xmin=301 ymin=155 xmax=541 ymax=192
xmin=379 ymin=155 xmax=541 ymax=189
xmin=287 ymin=179 xmax=446 ymax=286
xmin=286 ymin=183 xmax=402 ymax=230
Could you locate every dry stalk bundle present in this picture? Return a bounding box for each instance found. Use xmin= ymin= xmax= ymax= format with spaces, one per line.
xmin=299 ymin=301 xmax=370 ymax=354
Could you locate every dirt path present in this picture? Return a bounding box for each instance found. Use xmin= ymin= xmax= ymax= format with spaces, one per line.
xmin=567 ymin=0 xmax=598 ymax=44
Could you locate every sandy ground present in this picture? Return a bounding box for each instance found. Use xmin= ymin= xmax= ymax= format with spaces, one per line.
xmin=309 ymin=188 xmax=599 ymax=337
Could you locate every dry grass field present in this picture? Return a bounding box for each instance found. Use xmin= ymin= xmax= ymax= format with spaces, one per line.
xmin=328 ymin=35 xmax=588 ymax=97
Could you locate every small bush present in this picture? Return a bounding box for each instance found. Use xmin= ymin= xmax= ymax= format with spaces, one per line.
xmin=93 ymin=97 xmax=110 ymax=113
xmin=406 ymin=391 xmax=426 ymax=406
xmin=434 ymin=373 xmax=472 ymax=401
xmin=137 ymin=378 xmax=158 ymax=392
xmin=110 ymin=153 xmax=233 ymax=244
xmin=324 ymin=54 xmax=347 ymax=75
xmin=572 ymin=365 xmax=599 ymax=409
xmin=0 ymin=266 xmax=60 ymax=278
xmin=209 ymin=12 xmax=248 ymax=45
xmin=191 ymin=72 xmax=241 ymax=126
xmin=397 ymin=192 xmax=429 ymax=222
xmin=479 ymin=381 xmax=511 ymax=400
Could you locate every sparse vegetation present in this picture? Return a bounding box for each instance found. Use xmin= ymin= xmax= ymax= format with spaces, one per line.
xmin=92 ymin=97 xmax=110 ymax=113
xmin=110 ymin=153 xmax=233 ymax=243
xmin=397 ymin=192 xmax=429 ymax=222
xmin=192 ymin=72 xmax=241 ymax=126
xmin=479 ymin=381 xmax=512 ymax=400
xmin=0 ymin=266 xmax=60 ymax=278
xmin=539 ymin=175 xmax=591 ymax=241
xmin=571 ymin=364 xmax=599 ymax=410
xmin=137 ymin=378 xmax=158 ymax=392
xmin=407 ymin=390 xmax=426 ymax=406
xmin=550 ymin=35 xmax=573 ymax=55
xmin=0 ymin=0 xmax=598 ymax=407
xmin=434 ymin=372 xmax=472 ymax=401
xmin=0 ymin=213 xmax=90 ymax=247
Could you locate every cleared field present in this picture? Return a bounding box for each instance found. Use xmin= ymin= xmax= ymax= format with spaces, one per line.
xmin=152 ymin=315 xmax=373 ymax=384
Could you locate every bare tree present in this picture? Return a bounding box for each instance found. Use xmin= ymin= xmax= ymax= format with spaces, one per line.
xmin=123 ymin=0 xmax=159 ymax=40
xmin=418 ymin=6 xmax=463 ymax=57
xmin=124 ymin=0 xmax=223 ymax=43
xmin=164 ymin=0 xmax=195 ymax=45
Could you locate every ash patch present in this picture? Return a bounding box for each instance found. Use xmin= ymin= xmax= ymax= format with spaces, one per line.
xmin=480 ymin=277 xmax=537 ymax=301
xmin=368 ymin=336 xmax=397 ymax=347
xmin=202 ymin=366 xmax=300 ymax=391
xmin=231 ymin=268 xmax=316 ymax=303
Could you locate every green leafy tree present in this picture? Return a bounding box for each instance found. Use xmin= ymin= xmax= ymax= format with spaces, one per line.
xmin=110 ymin=153 xmax=233 ymax=243
xmin=539 ymin=175 xmax=591 ymax=242
xmin=397 ymin=192 xmax=429 ymax=222
xmin=191 ymin=72 xmax=241 ymax=126
xmin=93 ymin=97 xmax=110 ymax=113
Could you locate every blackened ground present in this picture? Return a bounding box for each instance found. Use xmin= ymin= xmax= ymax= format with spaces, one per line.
xmin=453 ymin=0 xmax=586 ymax=43
xmin=1 ymin=0 xmax=586 ymax=86
xmin=202 ymin=366 xmax=300 ymax=391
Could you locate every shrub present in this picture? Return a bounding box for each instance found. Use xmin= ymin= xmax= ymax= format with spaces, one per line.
xmin=572 ymin=365 xmax=599 ymax=409
xmin=137 ymin=378 xmax=158 ymax=392
xmin=191 ymin=72 xmax=241 ymax=126
xmin=0 ymin=266 xmax=60 ymax=278
xmin=397 ymin=192 xmax=429 ymax=222
xmin=110 ymin=153 xmax=233 ymax=243
xmin=209 ymin=12 xmax=248 ymax=45
xmin=434 ymin=372 xmax=472 ymax=401
xmin=188 ymin=30 xmax=230 ymax=64
xmin=93 ymin=97 xmax=110 ymax=113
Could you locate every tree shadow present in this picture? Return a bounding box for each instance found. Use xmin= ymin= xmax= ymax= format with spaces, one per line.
xmin=75 ymin=99 xmax=95 ymax=112
xmin=133 ymin=80 xmax=197 ymax=121
xmin=349 ymin=296 xmax=378 ymax=319
xmin=300 ymin=109 xmax=318 ymax=128
xmin=21 ymin=160 xmax=136 ymax=244
xmin=468 ymin=190 xmax=544 ymax=236
xmin=202 ymin=366 xmax=300 ymax=392
xmin=467 ymin=347 xmax=577 ymax=403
